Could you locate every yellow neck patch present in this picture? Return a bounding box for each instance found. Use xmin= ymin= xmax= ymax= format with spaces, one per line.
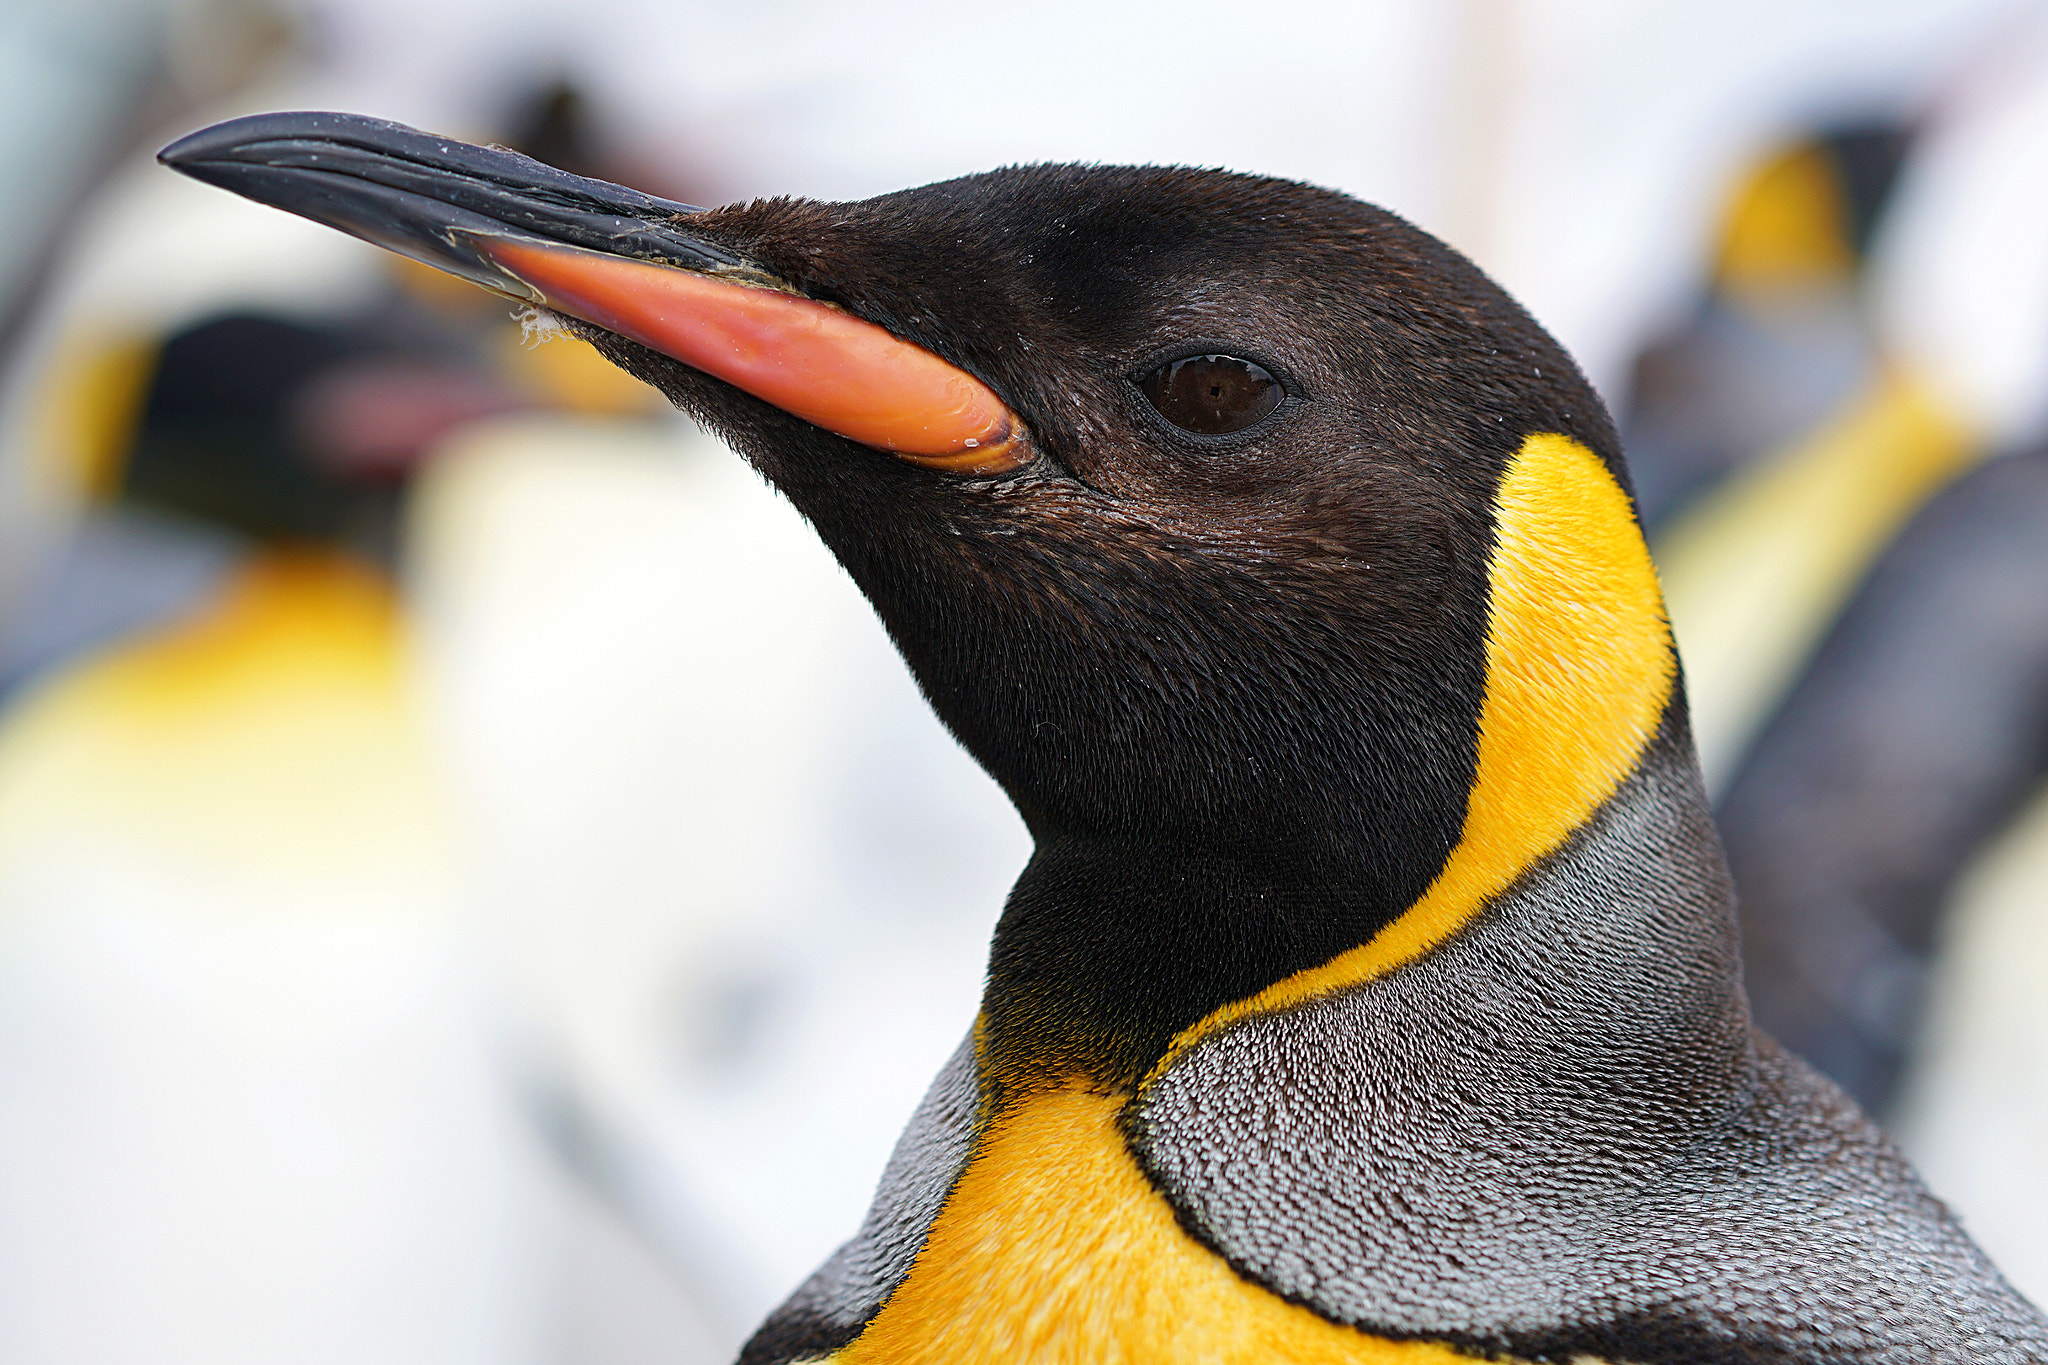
xmin=837 ymin=1084 xmax=1490 ymax=1363
xmin=1153 ymin=432 xmax=1674 ymax=1071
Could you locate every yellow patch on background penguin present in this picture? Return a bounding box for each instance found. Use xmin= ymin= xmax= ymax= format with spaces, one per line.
xmin=0 ymin=552 xmax=450 ymax=894
xmin=836 ymin=1084 xmax=1492 ymax=1364
xmin=32 ymin=330 xmax=158 ymax=501
xmin=1655 ymin=371 xmax=1972 ymax=786
xmin=1159 ymin=432 xmax=1673 ymax=1062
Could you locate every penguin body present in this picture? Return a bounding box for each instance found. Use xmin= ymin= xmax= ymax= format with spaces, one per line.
xmin=160 ymin=115 xmax=2048 ymax=1363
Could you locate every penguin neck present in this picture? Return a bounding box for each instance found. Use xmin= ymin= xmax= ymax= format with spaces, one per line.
xmin=974 ymin=827 xmax=1427 ymax=1098
xmin=975 ymin=702 xmax=1745 ymax=1106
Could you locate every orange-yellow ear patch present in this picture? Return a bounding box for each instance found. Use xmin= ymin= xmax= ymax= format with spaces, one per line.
xmin=1153 ymin=432 xmax=1674 ymax=1065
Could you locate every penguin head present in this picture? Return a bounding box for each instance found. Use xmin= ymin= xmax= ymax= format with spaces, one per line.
xmin=162 ymin=116 xmax=1679 ymax=1080
xmin=644 ymin=168 xmax=1633 ymax=898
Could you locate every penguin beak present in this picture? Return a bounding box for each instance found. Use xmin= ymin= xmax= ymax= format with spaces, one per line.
xmin=159 ymin=112 xmax=1027 ymax=475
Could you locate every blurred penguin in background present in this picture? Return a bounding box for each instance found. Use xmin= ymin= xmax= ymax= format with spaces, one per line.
xmin=0 ymin=293 xmax=574 ymax=1365
xmin=1622 ymin=121 xmax=1914 ymax=537
xmin=0 ymin=74 xmax=746 ymax=1364
xmin=1637 ymin=115 xmax=1970 ymax=794
xmin=0 ymin=9 xmax=536 ymax=1358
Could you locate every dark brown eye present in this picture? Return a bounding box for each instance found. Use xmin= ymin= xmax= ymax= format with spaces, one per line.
xmin=1138 ymin=354 xmax=1283 ymax=434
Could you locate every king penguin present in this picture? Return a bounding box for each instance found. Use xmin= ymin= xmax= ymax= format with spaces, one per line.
xmin=159 ymin=112 xmax=2048 ymax=1363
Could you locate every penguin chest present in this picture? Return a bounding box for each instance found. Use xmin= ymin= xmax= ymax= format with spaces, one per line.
xmin=834 ymin=1084 xmax=1489 ymax=1364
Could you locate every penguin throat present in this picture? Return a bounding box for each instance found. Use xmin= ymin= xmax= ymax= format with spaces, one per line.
xmin=977 ymin=842 xmax=1424 ymax=1095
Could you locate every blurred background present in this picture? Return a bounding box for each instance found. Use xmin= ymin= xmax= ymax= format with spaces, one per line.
xmin=1 ymin=1 xmax=2045 ymax=1360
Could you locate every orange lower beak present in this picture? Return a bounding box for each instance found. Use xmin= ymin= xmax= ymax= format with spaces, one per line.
xmin=483 ymin=239 xmax=1028 ymax=476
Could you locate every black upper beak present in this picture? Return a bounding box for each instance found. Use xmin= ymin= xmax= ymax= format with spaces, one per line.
xmin=163 ymin=111 xmax=1032 ymax=471
xmin=158 ymin=111 xmax=741 ymax=302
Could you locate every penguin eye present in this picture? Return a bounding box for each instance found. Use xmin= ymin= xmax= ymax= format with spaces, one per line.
xmin=1138 ymin=354 xmax=1283 ymax=435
